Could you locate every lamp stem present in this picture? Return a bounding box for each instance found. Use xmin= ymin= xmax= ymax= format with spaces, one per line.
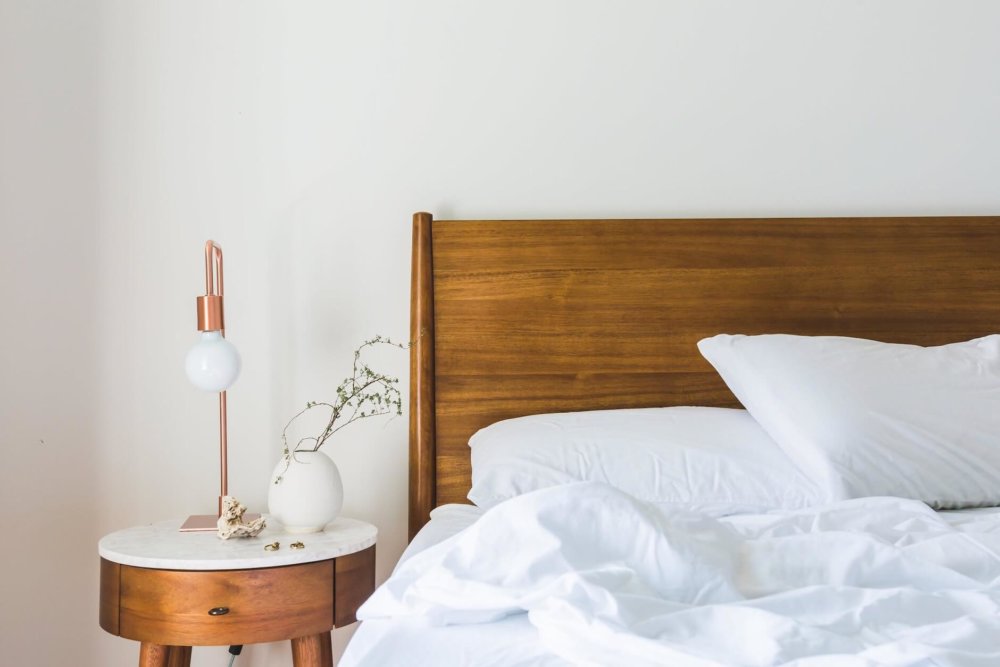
xmin=219 ymin=390 xmax=228 ymax=516
xmin=204 ymin=240 xmax=223 ymax=296
xmin=211 ymin=239 xmax=227 ymax=518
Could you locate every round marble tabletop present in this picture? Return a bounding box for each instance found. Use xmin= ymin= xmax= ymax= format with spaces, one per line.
xmin=99 ymin=516 xmax=377 ymax=570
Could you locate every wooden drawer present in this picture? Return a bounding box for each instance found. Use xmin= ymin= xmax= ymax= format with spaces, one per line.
xmin=116 ymin=561 xmax=334 ymax=646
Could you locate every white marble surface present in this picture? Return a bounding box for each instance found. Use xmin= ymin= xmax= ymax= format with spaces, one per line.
xmin=99 ymin=516 xmax=377 ymax=570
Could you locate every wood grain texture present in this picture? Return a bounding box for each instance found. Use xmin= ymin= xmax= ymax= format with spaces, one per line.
xmin=291 ymin=632 xmax=333 ymax=667
xmin=166 ymin=645 xmax=192 ymax=667
xmin=136 ymin=644 xmax=193 ymax=667
xmin=99 ymin=558 xmax=120 ymax=636
xmin=118 ymin=561 xmax=333 ymax=646
xmin=138 ymin=643 xmax=170 ymax=667
xmin=334 ymin=545 xmax=376 ymax=628
xmin=410 ymin=215 xmax=1000 ymax=520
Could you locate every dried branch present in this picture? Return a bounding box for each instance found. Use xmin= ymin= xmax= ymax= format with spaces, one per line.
xmin=274 ymin=335 xmax=405 ymax=484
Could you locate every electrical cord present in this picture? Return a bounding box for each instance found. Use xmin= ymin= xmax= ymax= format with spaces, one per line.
xmin=227 ymin=645 xmax=243 ymax=666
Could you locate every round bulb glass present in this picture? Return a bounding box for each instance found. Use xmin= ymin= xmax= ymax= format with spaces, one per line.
xmin=185 ymin=331 xmax=241 ymax=392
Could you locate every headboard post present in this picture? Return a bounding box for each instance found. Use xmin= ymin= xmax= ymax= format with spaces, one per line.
xmin=409 ymin=212 xmax=436 ymax=540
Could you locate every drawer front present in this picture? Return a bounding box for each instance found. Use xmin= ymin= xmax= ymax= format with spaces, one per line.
xmin=119 ymin=561 xmax=333 ymax=646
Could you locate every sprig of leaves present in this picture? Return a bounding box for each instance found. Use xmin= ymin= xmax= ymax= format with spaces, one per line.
xmin=274 ymin=335 xmax=405 ymax=484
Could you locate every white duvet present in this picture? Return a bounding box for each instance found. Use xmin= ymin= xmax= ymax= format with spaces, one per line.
xmin=359 ymin=482 xmax=1000 ymax=666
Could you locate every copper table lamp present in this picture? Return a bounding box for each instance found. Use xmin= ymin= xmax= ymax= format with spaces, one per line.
xmin=179 ymin=241 xmax=256 ymax=531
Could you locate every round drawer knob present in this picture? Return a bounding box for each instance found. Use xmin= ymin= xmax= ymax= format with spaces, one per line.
xmin=208 ymin=607 xmax=230 ymax=616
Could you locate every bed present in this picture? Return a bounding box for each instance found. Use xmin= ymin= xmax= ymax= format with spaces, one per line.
xmin=341 ymin=212 xmax=1000 ymax=666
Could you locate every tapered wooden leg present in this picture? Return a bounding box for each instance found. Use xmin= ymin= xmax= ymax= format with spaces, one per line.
xmin=138 ymin=643 xmax=171 ymax=667
xmin=291 ymin=632 xmax=333 ymax=667
xmin=167 ymin=646 xmax=192 ymax=667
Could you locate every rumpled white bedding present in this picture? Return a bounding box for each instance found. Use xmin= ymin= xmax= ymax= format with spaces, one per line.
xmin=355 ymin=482 xmax=1000 ymax=667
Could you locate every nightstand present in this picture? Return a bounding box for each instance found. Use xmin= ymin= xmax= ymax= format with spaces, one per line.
xmin=99 ymin=517 xmax=377 ymax=667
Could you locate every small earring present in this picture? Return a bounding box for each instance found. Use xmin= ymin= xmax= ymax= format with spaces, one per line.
xmin=264 ymin=541 xmax=280 ymax=551
xmin=290 ymin=541 xmax=305 ymax=550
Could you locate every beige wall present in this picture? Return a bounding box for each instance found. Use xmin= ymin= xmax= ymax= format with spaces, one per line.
xmin=3 ymin=1 xmax=1000 ymax=665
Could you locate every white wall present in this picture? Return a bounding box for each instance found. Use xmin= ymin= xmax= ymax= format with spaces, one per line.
xmin=3 ymin=1 xmax=1000 ymax=665
xmin=0 ymin=0 xmax=102 ymax=663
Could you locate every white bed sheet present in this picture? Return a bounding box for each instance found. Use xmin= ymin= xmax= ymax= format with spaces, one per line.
xmin=341 ymin=504 xmax=568 ymax=667
xmin=341 ymin=498 xmax=1000 ymax=667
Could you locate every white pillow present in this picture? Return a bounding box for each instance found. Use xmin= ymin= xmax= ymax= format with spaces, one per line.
xmin=698 ymin=333 xmax=1000 ymax=509
xmin=468 ymin=406 xmax=830 ymax=514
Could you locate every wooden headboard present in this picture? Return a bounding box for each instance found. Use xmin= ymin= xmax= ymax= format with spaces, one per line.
xmin=408 ymin=212 xmax=1000 ymax=538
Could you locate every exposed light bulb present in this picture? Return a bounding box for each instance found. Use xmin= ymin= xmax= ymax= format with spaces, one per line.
xmin=185 ymin=331 xmax=241 ymax=392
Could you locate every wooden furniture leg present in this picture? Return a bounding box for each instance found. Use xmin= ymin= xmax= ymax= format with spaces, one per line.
xmin=138 ymin=643 xmax=171 ymax=667
xmin=291 ymin=632 xmax=333 ymax=667
xmin=167 ymin=646 xmax=192 ymax=667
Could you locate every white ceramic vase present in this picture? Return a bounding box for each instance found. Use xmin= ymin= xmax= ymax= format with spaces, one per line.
xmin=268 ymin=450 xmax=344 ymax=533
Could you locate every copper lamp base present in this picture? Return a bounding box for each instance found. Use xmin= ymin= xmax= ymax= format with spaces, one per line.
xmin=179 ymin=514 xmax=222 ymax=532
xmin=180 ymin=512 xmax=262 ymax=532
